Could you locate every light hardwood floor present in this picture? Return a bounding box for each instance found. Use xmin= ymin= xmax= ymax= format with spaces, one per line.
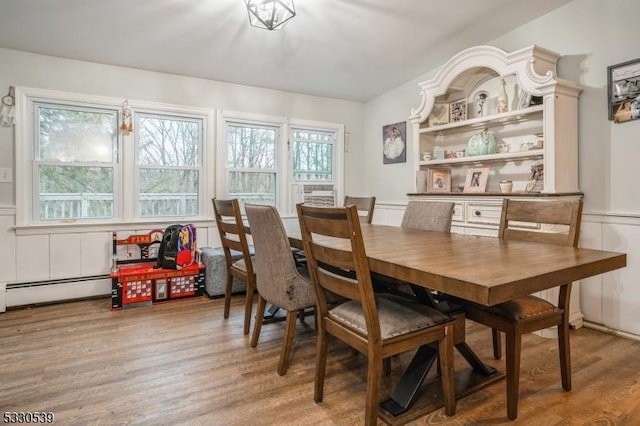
xmin=1 ymin=296 xmax=640 ymax=425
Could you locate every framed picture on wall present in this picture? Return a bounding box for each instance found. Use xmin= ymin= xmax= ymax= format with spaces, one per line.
xmin=382 ymin=121 xmax=407 ymax=164
xmin=607 ymin=57 xmax=640 ymax=123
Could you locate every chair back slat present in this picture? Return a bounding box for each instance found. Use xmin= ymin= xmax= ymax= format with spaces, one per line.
xmin=344 ymin=195 xmax=376 ymax=224
xmin=303 ymin=211 xmax=352 ymax=239
xmin=219 ymin=221 xmax=243 ymax=234
xmin=312 ymin=244 xmax=355 ymax=272
xmin=214 ymin=201 xmax=237 ymax=218
xmin=220 ymin=237 xmax=244 ymax=253
xmin=317 ymin=269 xmax=361 ymax=301
xmin=499 ymin=199 xmax=583 ymax=247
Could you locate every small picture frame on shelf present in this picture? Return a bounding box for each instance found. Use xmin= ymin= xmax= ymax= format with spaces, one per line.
xmin=450 ymin=98 xmax=467 ymax=122
xmin=463 ymin=167 xmax=489 ymax=193
xmin=428 ymin=102 xmax=450 ymax=126
xmin=607 ymin=57 xmax=640 ymax=122
xmin=427 ymin=168 xmax=451 ymax=193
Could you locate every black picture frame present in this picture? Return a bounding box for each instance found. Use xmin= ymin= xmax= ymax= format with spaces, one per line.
xmin=607 ymin=58 xmax=640 ymax=123
xmin=382 ymin=121 xmax=406 ymax=164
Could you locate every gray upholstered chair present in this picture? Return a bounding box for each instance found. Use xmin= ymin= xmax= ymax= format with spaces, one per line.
xmin=401 ymin=200 xmax=454 ymax=232
xmin=212 ymin=198 xmax=256 ymax=335
xmin=297 ymin=204 xmax=455 ymax=425
xmin=344 ymin=195 xmax=376 ymax=224
xmin=245 ymin=204 xmax=316 ymax=376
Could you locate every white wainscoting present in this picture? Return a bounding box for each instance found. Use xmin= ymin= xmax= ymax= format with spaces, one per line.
xmin=0 ymin=207 xmax=17 ymax=285
xmin=579 ymin=214 xmax=640 ymax=336
xmin=0 ymin=206 xmax=217 ymax=311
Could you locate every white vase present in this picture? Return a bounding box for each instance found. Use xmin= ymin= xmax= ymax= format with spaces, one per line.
xmin=497 ymin=79 xmax=508 ymax=113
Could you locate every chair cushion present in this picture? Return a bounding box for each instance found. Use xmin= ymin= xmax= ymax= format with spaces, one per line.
xmin=328 ymin=294 xmax=451 ymax=339
xmin=479 ymin=295 xmax=559 ymax=321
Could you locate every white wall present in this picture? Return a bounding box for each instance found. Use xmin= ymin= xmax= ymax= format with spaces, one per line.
xmin=0 ymin=47 xmax=365 ymax=307
xmin=363 ymin=0 xmax=640 ymax=335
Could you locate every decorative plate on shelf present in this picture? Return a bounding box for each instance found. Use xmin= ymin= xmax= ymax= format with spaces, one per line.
xmin=428 ymin=103 xmax=449 ymax=126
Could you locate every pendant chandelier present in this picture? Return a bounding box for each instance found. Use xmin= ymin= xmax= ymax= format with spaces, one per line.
xmin=245 ymin=0 xmax=296 ymax=31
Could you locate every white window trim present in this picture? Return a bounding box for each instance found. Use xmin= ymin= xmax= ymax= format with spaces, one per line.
xmin=216 ymin=110 xmax=286 ymax=211
xmin=14 ymin=86 xmax=215 ymax=230
xmin=216 ymin=111 xmax=344 ymax=215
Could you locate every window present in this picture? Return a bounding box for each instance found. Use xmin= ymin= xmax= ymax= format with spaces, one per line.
xmin=225 ymin=122 xmax=278 ymax=208
xmin=136 ymin=113 xmax=202 ymax=217
xmin=16 ymin=87 xmax=213 ymax=227
xmin=218 ymin=112 xmax=344 ymax=214
xmin=34 ymin=103 xmax=118 ymax=221
xmin=291 ymin=128 xmax=334 ymax=182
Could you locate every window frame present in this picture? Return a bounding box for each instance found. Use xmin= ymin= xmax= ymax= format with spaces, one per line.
xmin=15 ymin=87 xmax=214 ymax=229
xmin=225 ymin=119 xmax=280 ymax=210
xmin=290 ymin=123 xmax=338 ymax=184
xmin=31 ymin=101 xmax=120 ymax=223
xmin=133 ymin=109 xmax=206 ymax=219
xmin=216 ymin=111 xmax=344 ymax=215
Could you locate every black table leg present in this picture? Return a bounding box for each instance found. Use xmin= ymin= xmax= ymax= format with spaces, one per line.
xmin=379 ymin=284 xmax=498 ymax=417
xmin=379 ymin=344 xmax=438 ymax=416
xmin=265 ymin=304 xmax=280 ymax=317
xmin=455 ymin=342 xmax=496 ymax=375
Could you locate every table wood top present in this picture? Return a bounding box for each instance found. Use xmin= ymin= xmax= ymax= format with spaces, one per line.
xmin=287 ymin=223 xmax=627 ymax=306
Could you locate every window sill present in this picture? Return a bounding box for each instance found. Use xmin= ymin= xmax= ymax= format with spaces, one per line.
xmin=14 ymin=217 xmax=216 ymax=236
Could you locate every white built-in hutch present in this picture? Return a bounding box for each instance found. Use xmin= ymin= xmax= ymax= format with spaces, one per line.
xmin=408 ymin=45 xmax=584 ymax=327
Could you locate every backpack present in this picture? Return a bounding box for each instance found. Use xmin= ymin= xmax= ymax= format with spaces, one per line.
xmin=156 ymin=224 xmax=197 ymax=270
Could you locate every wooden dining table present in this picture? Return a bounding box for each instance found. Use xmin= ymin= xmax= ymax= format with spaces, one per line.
xmin=286 ymin=222 xmax=627 ymax=424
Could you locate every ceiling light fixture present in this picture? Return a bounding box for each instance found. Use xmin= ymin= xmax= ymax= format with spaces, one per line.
xmin=245 ymin=0 xmax=296 ymax=31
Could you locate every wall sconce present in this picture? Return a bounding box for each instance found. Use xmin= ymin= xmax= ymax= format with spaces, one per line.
xmin=0 ymin=86 xmax=15 ymax=127
xmin=245 ymin=0 xmax=295 ymax=31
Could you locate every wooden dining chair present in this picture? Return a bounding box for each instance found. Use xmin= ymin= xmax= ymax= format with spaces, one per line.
xmin=461 ymin=198 xmax=583 ymax=420
xmin=297 ymin=203 xmax=456 ymax=425
xmin=212 ymin=198 xmax=256 ymax=336
xmin=344 ymin=195 xmax=376 ymax=224
xmin=245 ymin=204 xmax=317 ymax=376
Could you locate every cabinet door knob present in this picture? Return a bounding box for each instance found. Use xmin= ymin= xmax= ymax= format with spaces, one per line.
xmin=474 ymin=210 xmax=481 ymax=216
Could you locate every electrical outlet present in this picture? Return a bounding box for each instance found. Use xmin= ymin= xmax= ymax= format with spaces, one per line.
xmin=0 ymin=167 xmax=12 ymax=183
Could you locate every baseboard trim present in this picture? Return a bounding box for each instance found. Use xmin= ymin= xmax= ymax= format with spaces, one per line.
xmin=5 ymin=276 xmax=111 ymax=309
xmin=583 ymin=320 xmax=640 ymax=342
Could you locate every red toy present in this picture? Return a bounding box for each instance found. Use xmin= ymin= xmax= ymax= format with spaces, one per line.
xmin=110 ymin=229 xmax=205 ymax=310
